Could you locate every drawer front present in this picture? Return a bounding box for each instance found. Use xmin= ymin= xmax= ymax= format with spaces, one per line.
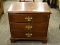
xmin=8 ymin=13 xmax=49 ymax=23
xmin=11 ymin=31 xmax=47 ymax=38
xmin=10 ymin=23 xmax=48 ymax=31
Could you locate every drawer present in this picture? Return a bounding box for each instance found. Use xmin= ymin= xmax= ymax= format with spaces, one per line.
xmin=11 ymin=31 xmax=47 ymax=38
xmin=10 ymin=23 xmax=48 ymax=31
xmin=8 ymin=13 xmax=49 ymax=23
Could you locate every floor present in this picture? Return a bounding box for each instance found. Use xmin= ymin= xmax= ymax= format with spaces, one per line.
xmin=0 ymin=0 xmax=60 ymax=45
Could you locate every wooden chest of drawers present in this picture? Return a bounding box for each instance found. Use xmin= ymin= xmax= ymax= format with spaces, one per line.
xmin=8 ymin=2 xmax=51 ymax=43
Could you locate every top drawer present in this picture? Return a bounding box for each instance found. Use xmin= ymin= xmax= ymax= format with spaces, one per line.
xmin=8 ymin=13 xmax=50 ymax=23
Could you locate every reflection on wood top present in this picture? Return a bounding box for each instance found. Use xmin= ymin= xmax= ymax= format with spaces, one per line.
xmin=8 ymin=2 xmax=51 ymax=14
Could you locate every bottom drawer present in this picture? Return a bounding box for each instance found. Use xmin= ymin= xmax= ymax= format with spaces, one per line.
xmin=11 ymin=31 xmax=47 ymax=38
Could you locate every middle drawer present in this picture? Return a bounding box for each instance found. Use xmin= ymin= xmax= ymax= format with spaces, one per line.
xmin=10 ymin=23 xmax=48 ymax=31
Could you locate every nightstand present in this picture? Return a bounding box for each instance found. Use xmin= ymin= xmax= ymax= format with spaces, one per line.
xmin=8 ymin=2 xmax=51 ymax=43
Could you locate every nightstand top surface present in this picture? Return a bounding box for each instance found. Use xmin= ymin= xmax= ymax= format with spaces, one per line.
xmin=8 ymin=2 xmax=51 ymax=14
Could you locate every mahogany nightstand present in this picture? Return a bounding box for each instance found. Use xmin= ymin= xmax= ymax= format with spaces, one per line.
xmin=8 ymin=2 xmax=51 ymax=43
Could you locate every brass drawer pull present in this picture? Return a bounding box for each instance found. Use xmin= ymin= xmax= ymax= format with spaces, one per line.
xmin=25 ymin=25 xmax=32 ymax=30
xmin=25 ymin=16 xmax=33 ymax=21
xmin=25 ymin=33 xmax=32 ymax=37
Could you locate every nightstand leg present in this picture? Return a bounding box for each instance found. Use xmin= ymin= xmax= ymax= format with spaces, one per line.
xmin=42 ymin=40 xmax=47 ymax=43
xmin=40 ymin=39 xmax=47 ymax=43
xmin=10 ymin=38 xmax=16 ymax=43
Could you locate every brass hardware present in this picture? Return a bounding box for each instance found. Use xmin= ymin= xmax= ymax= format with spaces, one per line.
xmin=25 ymin=25 xmax=32 ymax=30
xmin=25 ymin=16 xmax=33 ymax=21
xmin=25 ymin=33 xmax=32 ymax=37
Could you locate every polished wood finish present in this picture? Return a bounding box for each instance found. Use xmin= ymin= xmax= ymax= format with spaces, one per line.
xmin=11 ymin=37 xmax=47 ymax=43
xmin=8 ymin=2 xmax=51 ymax=14
xmin=8 ymin=2 xmax=51 ymax=43
xmin=10 ymin=23 xmax=48 ymax=31
xmin=8 ymin=13 xmax=49 ymax=23
xmin=11 ymin=31 xmax=47 ymax=38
